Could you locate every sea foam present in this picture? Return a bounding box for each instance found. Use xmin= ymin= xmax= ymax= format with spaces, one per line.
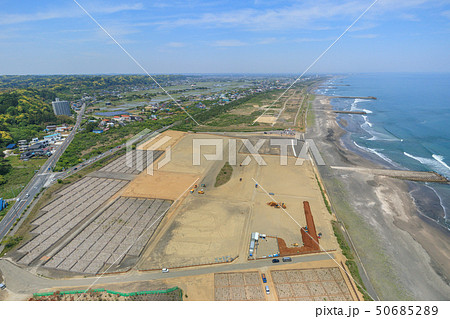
xmin=353 ymin=141 xmax=397 ymax=166
xmin=404 ymin=152 xmax=450 ymax=178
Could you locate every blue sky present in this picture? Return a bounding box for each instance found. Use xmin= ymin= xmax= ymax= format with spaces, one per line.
xmin=0 ymin=0 xmax=449 ymax=74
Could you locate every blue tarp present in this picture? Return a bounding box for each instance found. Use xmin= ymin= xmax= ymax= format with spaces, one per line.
xmin=0 ymin=198 xmax=8 ymax=211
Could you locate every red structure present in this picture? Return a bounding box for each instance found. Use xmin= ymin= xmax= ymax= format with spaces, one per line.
xmin=277 ymin=201 xmax=321 ymax=256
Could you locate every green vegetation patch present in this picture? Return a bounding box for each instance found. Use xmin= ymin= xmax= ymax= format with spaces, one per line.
xmin=30 ymin=287 xmax=183 ymax=301
xmin=332 ymin=220 xmax=372 ymax=301
xmin=215 ymin=162 xmax=233 ymax=187
xmin=306 ymin=96 xmax=315 ymax=128
xmin=176 ymin=89 xmax=283 ymax=131
xmin=0 ymin=156 xmax=46 ymax=199
xmin=0 ymin=89 xmax=74 ymax=148
xmin=1 ymin=235 xmax=23 ymax=255
xmin=315 ymin=174 xmax=332 ymax=215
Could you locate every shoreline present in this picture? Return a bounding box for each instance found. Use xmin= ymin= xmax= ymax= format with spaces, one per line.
xmin=308 ymin=94 xmax=450 ymax=300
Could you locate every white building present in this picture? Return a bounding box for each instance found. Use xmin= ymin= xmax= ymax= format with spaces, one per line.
xmin=52 ymin=98 xmax=71 ymax=116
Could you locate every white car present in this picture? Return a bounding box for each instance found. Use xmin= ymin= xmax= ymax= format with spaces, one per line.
xmin=162 ymin=268 xmax=169 ymax=273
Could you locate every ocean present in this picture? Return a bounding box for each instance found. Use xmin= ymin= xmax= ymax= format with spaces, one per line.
xmin=316 ymin=73 xmax=450 ymax=230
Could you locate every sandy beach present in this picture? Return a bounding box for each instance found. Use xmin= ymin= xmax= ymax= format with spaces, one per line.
xmin=309 ymin=95 xmax=450 ymax=300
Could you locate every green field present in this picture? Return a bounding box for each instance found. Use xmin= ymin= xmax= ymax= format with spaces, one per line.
xmin=0 ymin=156 xmax=46 ymax=199
xmin=215 ymin=162 xmax=233 ymax=187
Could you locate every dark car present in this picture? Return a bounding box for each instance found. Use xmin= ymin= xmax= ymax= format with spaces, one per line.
xmin=272 ymin=258 xmax=280 ymax=263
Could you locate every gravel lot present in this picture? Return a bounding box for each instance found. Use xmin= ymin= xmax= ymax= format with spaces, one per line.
xmin=17 ymin=177 xmax=128 ymax=265
xmin=43 ymin=197 xmax=172 ymax=274
xmin=99 ymin=150 xmax=163 ymax=175
xmin=214 ymin=272 xmax=265 ymax=301
xmin=271 ymin=267 xmax=353 ymax=301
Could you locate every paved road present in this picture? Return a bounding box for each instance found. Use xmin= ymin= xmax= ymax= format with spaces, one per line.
xmin=0 ymin=103 xmax=86 ymax=242
xmin=0 ymin=253 xmax=333 ymax=294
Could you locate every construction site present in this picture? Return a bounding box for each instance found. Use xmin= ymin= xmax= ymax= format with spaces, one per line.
xmin=4 ymin=128 xmax=356 ymax=300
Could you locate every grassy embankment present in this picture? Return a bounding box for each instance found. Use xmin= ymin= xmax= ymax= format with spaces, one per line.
xmin=315 ymin=175 xmax=332 ymax=215
xmin=306 ymin=95 xmax=315 ymax=128
xmin=331 ymin=221 xmax=372 ymax=301
xmin=0 ymin=149 xmax=126 ymax=256
xmin=215 ymin=162 xmax=233 ymax=187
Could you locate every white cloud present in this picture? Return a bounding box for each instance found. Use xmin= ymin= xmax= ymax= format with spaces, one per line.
xmin=351 ymin=33 xmax=379 ymax=39
xmin=399 ymin=13 xmax=420 ymax=21
xmin=257 ymin=37 xmax=278 ymax=45
xmin=212 ymin=40 xmax=247 ymax=47
xmin=155 ymin=1 xmax=366 ymax=31
xmin=376 ymin=0 xmax=434 ymax=10
xmin=166 ymin=42 xmax=186 ymax=48
xmin=294 ymin=37 xmax=335 ymax=42
xmin=91 ymin=3 xmax=144 ymax=14
xmin=153 ymin=0 xmax=446 ymax=31
xmin=0 ymin=2 xmax=144 ymax=25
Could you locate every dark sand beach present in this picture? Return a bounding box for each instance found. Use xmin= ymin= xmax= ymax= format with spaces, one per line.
xmin=309 ymin=95 xmax=450 ymax=300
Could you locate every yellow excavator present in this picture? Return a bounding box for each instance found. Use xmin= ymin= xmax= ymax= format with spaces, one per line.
xmin=267 ymin=201 xmax=286 ymax=209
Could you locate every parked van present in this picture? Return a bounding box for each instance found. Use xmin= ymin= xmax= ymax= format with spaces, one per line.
xmin=282 ymin=257 xmax=292 ymax=262
xmin=265 ymin=286 xmax=270 ymax=294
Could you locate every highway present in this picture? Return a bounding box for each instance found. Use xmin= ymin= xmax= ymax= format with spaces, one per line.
xmin=0 ymin=102 xmax=86 ymax=242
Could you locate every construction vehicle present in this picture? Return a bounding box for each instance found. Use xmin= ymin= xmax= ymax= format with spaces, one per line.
xmin=194 ymin=184 xmax=198 ymax=188
xmin=198 ymin=189 xmax=205 ymax=194
xmin=267 ymin=202 xmax=286 ymax=209
xmin=201 ymin=183 xmax=206 ymax=187
xmin=190 ymin=188 xmax=195 ymax=194
xmin=292 ymin=243 xmax=299 ymax=247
